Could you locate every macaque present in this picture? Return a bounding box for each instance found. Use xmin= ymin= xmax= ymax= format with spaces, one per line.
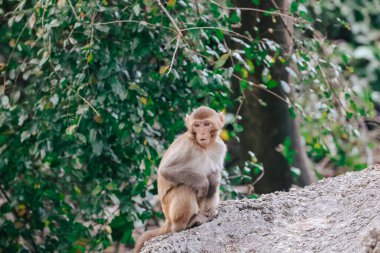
xmin=134 ymin=106 xmax=227 ymax=252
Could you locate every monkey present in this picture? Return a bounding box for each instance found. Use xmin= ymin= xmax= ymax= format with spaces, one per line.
xmin=134 ymin=106 xmax=227 ymax=253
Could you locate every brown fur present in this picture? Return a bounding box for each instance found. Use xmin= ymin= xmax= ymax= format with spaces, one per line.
xmin=191 ymin=106 xmax=218 ymax=120
xmin=134 ymin=107 xmax=227 ymax=252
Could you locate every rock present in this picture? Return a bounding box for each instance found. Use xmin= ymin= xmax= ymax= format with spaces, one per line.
xmin=140 ymin=166 xmax=380 ymax=253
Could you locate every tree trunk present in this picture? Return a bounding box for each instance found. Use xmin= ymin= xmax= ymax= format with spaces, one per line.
xmin=231 ymin=0 xmax=316 ymax=193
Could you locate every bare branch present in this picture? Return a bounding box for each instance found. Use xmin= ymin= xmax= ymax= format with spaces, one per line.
xmin=251 ymin=166 xmax=265 ymax=187
xmin=154 ymin=0 xmax=184 ymax=75
xmin=269 ymin=0 xmax=294 ymax=38
xmin=67 ymin=0 xmax=79 ymax=20
xmin=316 ymin=60 xmax=347 ymax=114
xmin=180 ymin=26 xmax=253 ymax=42
xmin=75 ymin=90 xmax=101 ymax=116
xmin=96 ymin=20 xmax=176 ymax=33
xmin=49 ymin=61 xmax=101 ymax=116
xmin=90 ymin=10 xmax=97 ymax=45
xmin=3 ymin=21 xmax=28 ymax=89
xmin=166 ymin=34 xmax=182 ymax=76
xmin=232 ymin=73 xmax=289 ymax=105
xmin=155 ymin=0 xmax=182 ymax=34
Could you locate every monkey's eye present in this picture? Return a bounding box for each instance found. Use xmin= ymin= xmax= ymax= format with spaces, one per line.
xmin=204 ymin=122 xmax=210 ymax=127
xmin=194 ymin=123 xmax=200 ymax=128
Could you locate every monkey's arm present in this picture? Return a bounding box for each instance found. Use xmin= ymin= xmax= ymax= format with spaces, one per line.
xmin=160 ymin=167 xmax=209 ymax=197
xmin=206 ymin=171 xmax=221 ymax=197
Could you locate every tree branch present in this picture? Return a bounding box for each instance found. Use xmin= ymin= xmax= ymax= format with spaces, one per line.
xmin=155 ymin=0 xmax=184 ymax=75
xmin=269 ymin=0 xmax=293 ymax=39
xmin=155 ymin=0 xmax=182 ymax=34
xmin=67 ymin=0 xmax=79 ymax=20
xmin=180 ymin=26 xmax=253 ymax=42
xmin=166 ymin=34 xmax=182 ymax=76
xmin=97 ymin=20 xmax=176 ymax=33
xmin=232 ymin=73 xmax=289 ymax=105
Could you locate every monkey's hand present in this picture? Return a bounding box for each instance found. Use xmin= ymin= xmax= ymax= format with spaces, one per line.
xmin=160 ymin=169 xmax=209 ymax=197
xmin=207 ymin=172 xmax=220 ymax=197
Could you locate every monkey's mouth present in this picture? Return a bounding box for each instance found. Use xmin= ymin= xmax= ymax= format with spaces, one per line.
xmin=198 ymin=138 xmax=209 ymax=146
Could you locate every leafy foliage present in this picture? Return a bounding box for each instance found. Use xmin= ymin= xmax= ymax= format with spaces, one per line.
xmin=299 ymin=0 xmax=378 ymax=172
xmin=0 ymin=0 xmax=233 ymax=251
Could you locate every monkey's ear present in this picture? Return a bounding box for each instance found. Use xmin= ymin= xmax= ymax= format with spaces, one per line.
xmin=185 ymin=114 xmax=191 ymax=129
xmin=219 ymin=112 xmax=225 ymax=127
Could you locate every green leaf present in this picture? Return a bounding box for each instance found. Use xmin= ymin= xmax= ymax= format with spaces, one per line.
xmin=139 ymin=210 xmax=153 ymax=221
xmin=92 ymin=141 xmax=103 ymax=156
xmin=111 ymin=76 xmax=127 ymax=101
xmin=240 ymin=80 xmax=249 ymax=90
xmin=133 ymin=4 xmax=141 ymax=16
xmin=266 ymin=80 xmax=278 ymax=88
xmin=132 ymin=181 xmax=146 ymax=195
xmin=290 ymin=1 xmax=299 ymax=13
xmin=230 ymin=11 xmax=240 ymax=23
xmin=106 ymin=182 xmax=118 ymax=191
xmin=168 ymin=0 xmax=176 ymax=8
xmin=214 ymin=54 xmax=229 ymax=68
xmin=291 ymin=167 xmax=301 ymax=181
xmin=121 ymin=230 xmax=134 ymax=244
xmin=86 ymin=52 xmax=93 ymax=64
xmin=66 ymin=125 xmax=77 ymax=136
xmin=342 ymin=54 xmax=349 ymax=65
xmin=286 ymin=66 xmax=298 ymax=78
xmin=216 ymin=29 xmax=224 ymax=40
xmin=91 ymin=185 xmax=102 ymax=196
xmin=246 ymin=59 xmax=255 ymax=73
xmin=299 ymin=10 xmax=308 ymax=18
xmin=289 ymin=106 xmax=296 ymax=119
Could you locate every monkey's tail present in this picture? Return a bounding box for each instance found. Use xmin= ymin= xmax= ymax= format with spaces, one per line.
xmin=134 ymin=221 xmax=171 ymax=253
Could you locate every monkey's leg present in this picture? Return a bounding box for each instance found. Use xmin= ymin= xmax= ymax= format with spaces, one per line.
xmin=198 ymin=188 xmax=220 ymax=220
xmin=167 ymin=185 xmax=199 ymax=232
xmin=187 ymin=191 xmax=219 ymax=229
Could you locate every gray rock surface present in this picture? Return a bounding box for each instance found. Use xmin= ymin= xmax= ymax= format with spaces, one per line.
xmin=141 ymin=166 xmax=380 ymax=253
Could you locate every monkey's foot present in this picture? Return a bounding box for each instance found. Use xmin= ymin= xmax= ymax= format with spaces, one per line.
xmin=187 ymin=213 xmax=208 ymax=228
xmin=204 ymin=210 xmax=218 ymax=221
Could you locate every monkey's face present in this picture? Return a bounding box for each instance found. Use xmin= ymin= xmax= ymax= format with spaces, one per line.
xmin=185 ymin=106 xmax=225 ymax=147
xmin=192 ymin=121 xmax=216 ymax=148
